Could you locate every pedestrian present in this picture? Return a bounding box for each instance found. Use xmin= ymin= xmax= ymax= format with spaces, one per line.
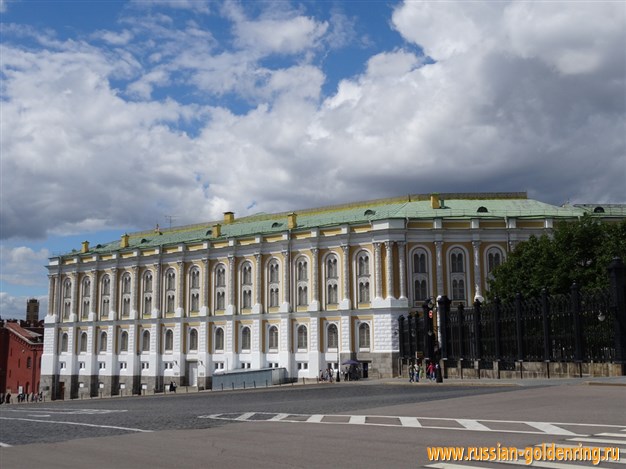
xmin=415 ymin=363 xmax=421 ymax=383
xmin=409 ymin=364 xmax=415 ymax=383
xmin=5 ymin=392 xmax=11 ymax=404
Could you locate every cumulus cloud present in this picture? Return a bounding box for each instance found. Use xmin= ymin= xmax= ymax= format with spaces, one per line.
xmin=0 ymin=246 xmax=50 ymax=286
xmin=1 ymin=0 xmax=624 ymax=248
xmin=0 ymin=292 xmax=47 ymax=321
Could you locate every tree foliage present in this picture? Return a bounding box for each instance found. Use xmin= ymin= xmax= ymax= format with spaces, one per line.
xmin=488 ymin=215 xmax=626 ymax=300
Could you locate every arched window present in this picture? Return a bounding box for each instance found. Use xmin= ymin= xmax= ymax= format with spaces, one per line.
xmin=101 ymin=275 xmax=111 ymax=318
xmin=358 ymin=282 xmax=370 ymax=303
xmin=240 ymin=262 xmax=253 ymax=310
xmin=412 ymin=248 xmax=431 ymax=304
xmin=143 ymin=271 xmax=153 ymax=292
xmin=166 ymin=269 xmax=176 ymax=291
xmin=358 ymin=253 xmax=370 ymax=276
xmin=214 ymin=264 xmax=226 ymax=311
xmin=297 ymin=286 xmax=308 ymax=306
xmin=268 ymin=325 xmax=279 ymax=351
xmin=122 ymin=273 xmax=131 ymax=294
xmin=82 ymin=277 xmax=91 ymax=296
xmin=189 ymin=266 xmax=200 ymax=313
xmin=99 ymin=332 xmax=107 ymax=353
xmin=60 ymin=332 xmax=68 ymax=353
xmin=297 ymin=259 xmax=308 ymax=281
xmin=268 ymin=259 xmax=280 ymax=308
xmin=297 ymin=325 xmax=307 ymax=350
xmin=327 ymin=256 xmax=338 ymax=278
xmin=118 ymin=330 xmax=128 ymax=352
xmin=296 ymin=257 xmax=308 ymax=307
xmin=63 ymin=279 xmax=72 ymax=299
xmin=102 ymin=275 xmax=110 ymax=295
xmin=215 ymin=328 xmax=224 ymax=352
xmin=165 ymin=268 xmax=176 ymax=314
xmin=79 ymin=332 xmax=88 ymax=353
xmin=359 ymin=323 xmax=371 ymax=350
xmin=142 ymin=330 xmax=151 ymax=352
xmin=241 ymin=326 xmax=251 ymax=351
xmin=356 ymin=251 xmax=371 ymax=305
xmin=487 ymin=247 xmax=504 ymax=276
xmin=325 ymin=254 xmax=339 ymax=306
xmin=327 ymin=324 xmax=338 ymax=350
xmin=449 ymin=248 xmax=468 ymax=302
xmin=189 ymin=328 xmax=198 ymax=351
xmin=164 ymin=329 xmax=174 ymax=351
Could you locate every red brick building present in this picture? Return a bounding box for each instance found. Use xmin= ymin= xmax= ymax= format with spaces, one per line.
xmin=0 ymin=320 xmax=44 ymax=399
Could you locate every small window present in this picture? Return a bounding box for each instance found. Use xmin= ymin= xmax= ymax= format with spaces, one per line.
xmin=140 ymin=238 xmax=148 ymax=244
xmin=364 ymin=209 xmax=376 ymax=216
xmin=271 ymin=222 xmax=281 ymax=228
xmin=477 ymin=206 xmax=488 ymax=213
xmin=593 ymin=206 xmax=605 ymax=213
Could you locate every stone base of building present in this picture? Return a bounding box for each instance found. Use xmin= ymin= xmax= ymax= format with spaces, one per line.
xmin=441 ymin=360 xmax=625 ymax=379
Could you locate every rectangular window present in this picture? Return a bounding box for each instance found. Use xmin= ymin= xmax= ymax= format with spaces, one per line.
xmin=119 ymin=362 xmax=127 ymax=370
xmin=60 ymin=362 xmax=66 ymax=369
xmin=98 ymin=362 xmax=106 ymax=369
xmin=79 ymin=362 xmax=85 ymax=369
xmin=141 ymin=362 xmax=149 ymax=370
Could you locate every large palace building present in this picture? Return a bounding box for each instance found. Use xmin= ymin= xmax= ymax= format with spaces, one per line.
xmin=40 ymin=192 xmax=624 ymax=399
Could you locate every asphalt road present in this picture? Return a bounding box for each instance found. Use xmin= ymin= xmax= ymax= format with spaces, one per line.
xmin=1 ymin=380 xmax=625 ymax=469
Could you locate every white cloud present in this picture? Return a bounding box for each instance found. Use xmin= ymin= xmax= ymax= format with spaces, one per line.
xmin=0 ymin=292 xmax=47 ymax=321
xmin=1 ymin=0 xmax=624 ymax=251
xmin=0 ymin=246 xmax=50 ymax=286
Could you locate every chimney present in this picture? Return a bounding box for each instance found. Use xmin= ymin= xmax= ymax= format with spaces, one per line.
xmin=287 ymin=212 xmax=297 ymax=229
xmin=223 ymin=212 xmax=234 ymax=224
xmin=81 ymin=240 xmax=90 ymax=253
xmin=430 ymin=193 xmax=441 ymax=209
xmin=212 ymin=223 xmax=221 ymax=238
xmin=120 ymin=233 xmax=129 ymax=248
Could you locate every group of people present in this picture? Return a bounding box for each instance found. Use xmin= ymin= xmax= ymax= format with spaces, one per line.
xmin=319 ymin=368 xmax=336 ymax=382
xmin=408 ymin=360 xmax=438 ymax=383
xmin=0 ymin=391 xmax=43 ymax=404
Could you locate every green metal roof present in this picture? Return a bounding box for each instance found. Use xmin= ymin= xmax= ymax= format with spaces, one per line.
xmin=61 ymin=193 xmax=624 ymax=257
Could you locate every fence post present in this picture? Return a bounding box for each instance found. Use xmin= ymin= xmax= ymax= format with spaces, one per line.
xmin=457 ymin=303 xmax=465 ymax=359
xmin=438 ymin=296 xmax=450 ymax=360
xmin=494 ymin=297 xmax=502 ymax=361
xmin=541 ymin=288 xmax=551 ymax=362
xmin=398 ymin=315 xmax=405 ymax=358
xmin=571 ymin=282 xmax=583 ymax=363
xmin=608 ymin=257 xmax=626 ymax=371
xmin=515 ymin=293 xmax=524 ymax=362
xmin=438 ymin=296 xmax=451 ymax=379
xmin=473 ymin=298 xmax=482 ymax=360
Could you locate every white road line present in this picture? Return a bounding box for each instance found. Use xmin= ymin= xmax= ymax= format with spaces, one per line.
xmin=0 ymin=442 xmax=12 ymax=448
xmin=457 ymin=419 xmax=492 ymax=432
xmin=539 ymin=445 xmax=625 ymax=464
xmin=525 ymin=422 xmax=577 ymax=436
xmin=399 ymin=417 xmax=422 ymax=427
xmin=268 ymin=413 xmax=289 ymax=421
xmin=499 ymin=459 xmax=604 ymax=469
xmin=349 ymin=416 xmax=366 ymax=424
xmin=307 ymin=414 xmax=324 ymax=423
xmin=235 ymin=412 xmax=256 ymax=421
xmin=596 ymin=432 xmax=626 ymax=438
xmin=426 ymin=463 xmax=492 ymax=469
xmin=570 ymin=437 xmax=626 ymax=445
xmin=0 ymin=416 xmax=152 ymax=433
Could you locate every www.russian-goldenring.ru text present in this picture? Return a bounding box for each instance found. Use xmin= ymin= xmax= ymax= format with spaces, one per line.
xmin=426 ymin=443 xmax=620 ymax=466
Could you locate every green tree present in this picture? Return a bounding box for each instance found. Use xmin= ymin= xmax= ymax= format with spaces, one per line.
xmin=488 ymin=215 xmax=626 ymax=300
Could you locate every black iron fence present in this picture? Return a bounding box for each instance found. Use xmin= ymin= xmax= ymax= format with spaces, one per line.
xmin=399 ymin=258 xmax=626 ymax=368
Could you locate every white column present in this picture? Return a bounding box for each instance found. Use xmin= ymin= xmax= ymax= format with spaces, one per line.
xmin=152 ymin=263 xmax=161 ymax=318
xmin=176 ymin=261 xmax=184 ymax=317
xmin=339 ymin=245 xmax=351 ymax=310
xmin=397 ymin=242 xmax=407 ymax=300
xmin=253 ymin=253 xmax=263 ymax=314
xmin=385 ymin=242 xmax=395 ymax=300
xmin=131 ymin=266 xmax=139 ymax=320
xmin=201 ymin=258 xmax=209 ymax=316
xmin=310 ymin=248 xmax=320 ymax=311
xmin=89 ymin=269 xmax=98 ymax=321
xmin=280 ymin=250 xmax=290 ymax=312
xmin=70 ymin=272 xmax=78 ymax=322
xmin=110 ymin=268 xmax=118 ymax=320
xmin=472 ymin=241 xmax=482 ymax=300
xmin=374 ymin=242 xmax=383 ymax=300
xmin=227 ymin=255 xmax=236 ymax=315
xmin=47 ymin=275 xmax=56 ymax=317
xmin=435 ymin=241 xmax=444 ymax=296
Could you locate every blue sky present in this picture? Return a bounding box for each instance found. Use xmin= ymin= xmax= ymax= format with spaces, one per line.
xmin=1 ymin=0 xmax=625 ymax=320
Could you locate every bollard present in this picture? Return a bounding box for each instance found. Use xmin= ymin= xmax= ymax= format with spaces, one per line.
xmin=231 ymin=383 xmax=234 ymax=390
xmin=266 ymin=380 xmax=268 ymax=388
xmin=221 ymin=383 xmax=224 ymax=391
xmin=243 ymin=382 xmax=246 ymax=389
xmin=254 ymin=381 xmax=256 ymax=388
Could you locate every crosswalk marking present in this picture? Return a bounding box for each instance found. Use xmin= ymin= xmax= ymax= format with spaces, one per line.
xmin=349 ymin=416 xmax=366 ymax=424
xmin=457 ymin=419 xmax=492 ymax=432
xmin=526 ymin=422 xmax=577 ymax=436
xmin=570 ymin=437 xmax=626 ymax=445
xmin=399 ymin=417 xmax=422 ymax=427
xmin=199 ymin=412 xmax=626 ymax=437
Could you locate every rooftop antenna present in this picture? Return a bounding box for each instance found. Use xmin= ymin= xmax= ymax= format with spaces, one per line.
xmin=164 ymin=215 xmax=178 ymax=229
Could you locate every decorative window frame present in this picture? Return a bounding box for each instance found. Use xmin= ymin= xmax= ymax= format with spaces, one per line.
xmin=214 ymin=263 xmax=227 ymax=311
xmin=326 ymin=322 xmax=339 ymax=351
xmin=240 ymin=261 xmax=253 ymax=311
xmin=214 ymin=327 xmax=225 ymax=352
xmin=354 ymin=250 xmax=371 ymax=305
xmin=447 ymin=246 xmax=470 ymax=303
xmin=323 ymin=253 xmax=339 ymax=307
xmin=357 ymin=322 xmax=371 ymax=351
xmin=410 ymin=247 xmax=432 ymax=307
xmin=266 ymin=258 xmax=281 ymax=309
xmin=296 ymin=324 xmax=308 ymax=351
